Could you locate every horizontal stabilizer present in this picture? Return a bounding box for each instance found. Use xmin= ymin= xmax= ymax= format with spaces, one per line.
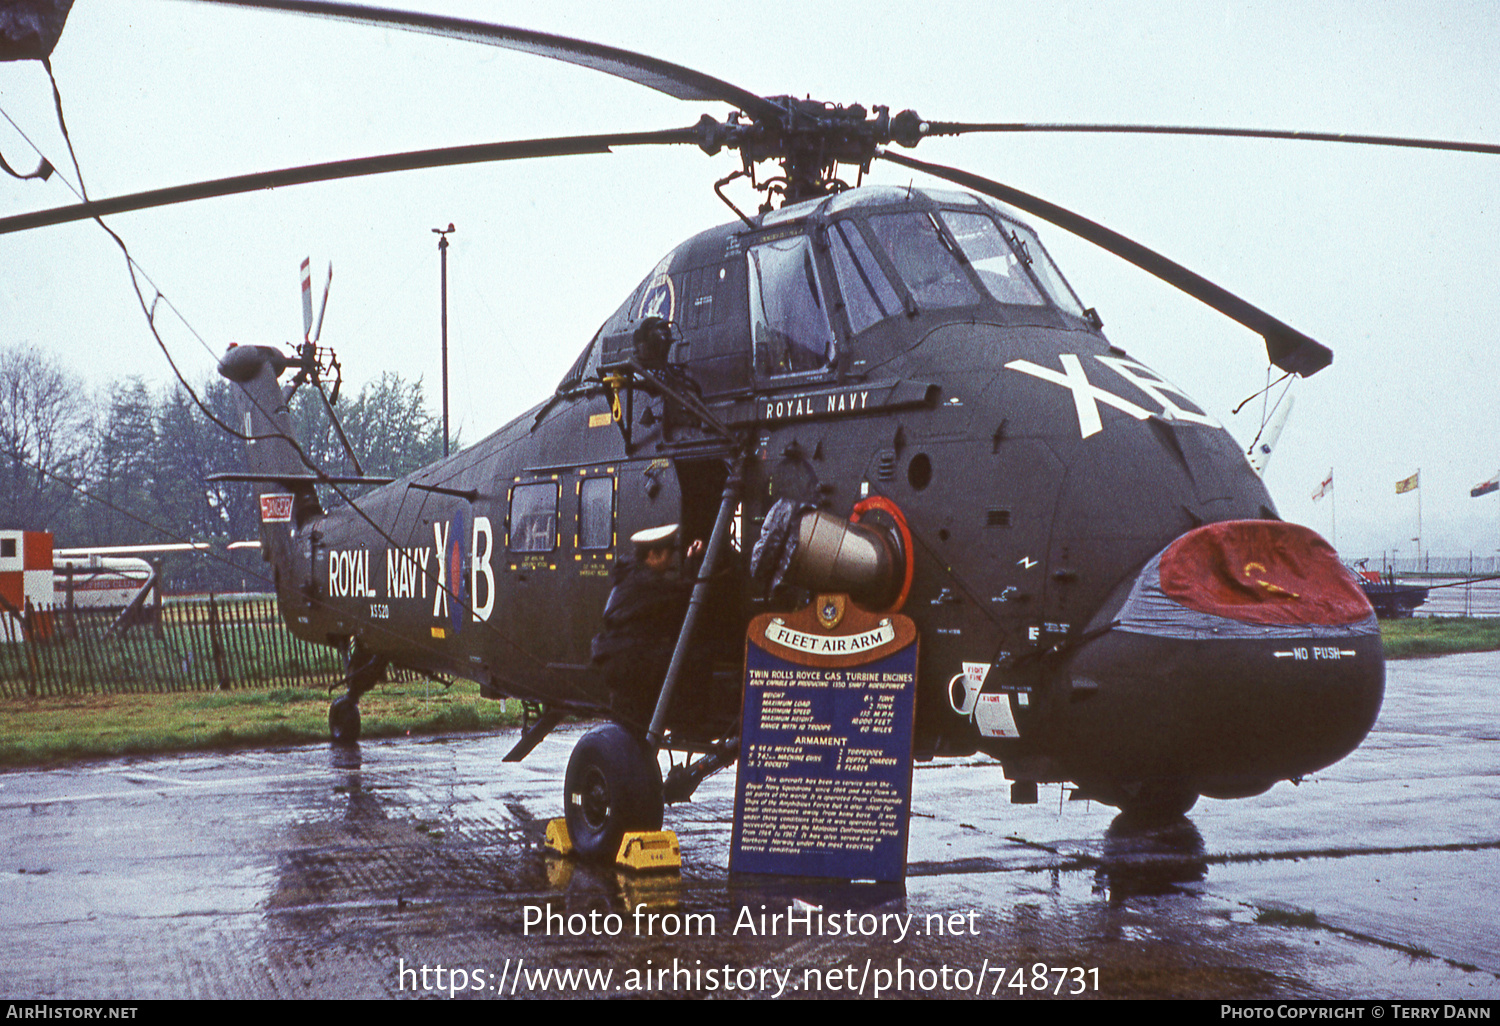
xmin=207 ymin=472 xmax=395 ymax=486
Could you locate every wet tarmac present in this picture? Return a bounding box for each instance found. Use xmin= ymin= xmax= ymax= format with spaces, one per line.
xmin=2 ymin=651 xmax=1497 ymax=1000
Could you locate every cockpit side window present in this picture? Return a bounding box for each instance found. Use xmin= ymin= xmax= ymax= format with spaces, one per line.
xmin=938 ymin=210 xmax=1046 ymax=306
xmin=828 ymin=220 xmax=902 ymax=333
xmin=867 ymin=211 xmax=980 ymax=310
xmin=747 ymin=235 xmax=836 ymax=375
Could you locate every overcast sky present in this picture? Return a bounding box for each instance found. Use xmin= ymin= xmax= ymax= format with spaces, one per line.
xmin=2 ymin=0 xmax=1498 ymax=561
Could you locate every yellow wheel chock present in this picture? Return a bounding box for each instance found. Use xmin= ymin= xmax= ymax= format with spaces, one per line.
xmin=615 ymin=830 xmax=680 ymax=872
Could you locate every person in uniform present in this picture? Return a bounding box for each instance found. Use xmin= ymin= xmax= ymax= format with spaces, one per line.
xmin=590 ymin=524 xmax=702 ymax=730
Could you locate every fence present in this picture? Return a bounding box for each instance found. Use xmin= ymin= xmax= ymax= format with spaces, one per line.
xmin=0 ymin=596 xmax=351 ymax=698
xmin=1357 ymin=555 xmax=1500 ymax=576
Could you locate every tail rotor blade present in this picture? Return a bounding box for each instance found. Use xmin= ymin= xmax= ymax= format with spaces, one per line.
xmin=313 ymin=262 xmax=332 ymax=343
xmin=300 ymin=257 xmax=313 ymax=341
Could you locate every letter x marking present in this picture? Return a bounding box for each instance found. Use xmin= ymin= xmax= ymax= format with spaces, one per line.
xmin=1005 ymin=354 xmax=1152 ymax=438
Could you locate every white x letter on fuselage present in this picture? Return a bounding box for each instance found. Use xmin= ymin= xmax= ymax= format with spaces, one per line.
xmin=1005 ymin=354 xmax=1153 ymax=438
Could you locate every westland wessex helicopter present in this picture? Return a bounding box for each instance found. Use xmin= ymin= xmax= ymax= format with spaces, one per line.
xmin=10 ymin=0 xmax=1496 ymax=860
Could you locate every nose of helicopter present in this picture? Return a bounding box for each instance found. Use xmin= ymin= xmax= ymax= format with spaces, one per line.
xmin=1057 ymin=521 xmax=1385 ymax=801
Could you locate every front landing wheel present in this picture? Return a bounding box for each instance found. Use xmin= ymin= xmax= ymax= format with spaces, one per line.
xmin=563 ymin=724 xmax=663 ymax=861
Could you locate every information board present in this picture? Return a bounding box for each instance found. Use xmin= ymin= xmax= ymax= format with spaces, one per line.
xmin=731 ymin=595 xmax=918 ymax=881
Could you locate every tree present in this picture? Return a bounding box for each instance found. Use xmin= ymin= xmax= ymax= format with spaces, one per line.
xmin=0 ymin=345 xmax=93 ymax=532
xmin=288 ymin=372 xmax=447 ymax=507
xmin=147 ymin=380 xmax=269 ymax=593
xmin=87 ymin=378 xmax=157 ymax=546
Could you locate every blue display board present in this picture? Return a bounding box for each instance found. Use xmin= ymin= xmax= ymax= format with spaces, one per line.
xmin=731 ymin=597 xmax=918 ymax=881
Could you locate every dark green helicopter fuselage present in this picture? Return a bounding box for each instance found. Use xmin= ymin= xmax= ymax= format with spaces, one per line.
xmin=228 ymin=183 xmax=1382 ymax=807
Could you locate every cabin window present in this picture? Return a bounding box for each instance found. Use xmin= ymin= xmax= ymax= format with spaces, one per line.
xmin=867 ymin=211 xmax=980 ymax=310
xmin=829 ymin=220 xmax=902 ymax=333
xmin=746 ymin=235 xmax=836 ymax=375
xmin=937 ymin=211 xmax=1046 ymax=306
xmin=999 ymin=220 xmax=1088 ymax=317
xmin=578 ymin=475 xmax=614 ymax=550
xmin=509 ymin=482 xmax=558 ymax=553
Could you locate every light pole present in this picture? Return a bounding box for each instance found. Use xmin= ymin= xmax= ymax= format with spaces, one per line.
xmin=433 ymin=223 xmax=455 ymax=458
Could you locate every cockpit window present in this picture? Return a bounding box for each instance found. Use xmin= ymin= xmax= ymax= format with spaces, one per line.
xmin=747 ymin=235 xmax=836 ymax=375
xmin=867 ymin=211 xmax=980 ymax=310
xmin=828 ymin=220 xmax=902 ymax=333
xmin=999 ymin=220 xmax=1088 ymax=318
xmin=937 ymin=210 xmax=1045 ymax=306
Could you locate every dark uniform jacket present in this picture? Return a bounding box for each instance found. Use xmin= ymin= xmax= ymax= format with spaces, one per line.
xmin=590 ymin=560 xmax=692 ymax=662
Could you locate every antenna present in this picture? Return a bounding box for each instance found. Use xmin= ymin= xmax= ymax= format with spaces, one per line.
xmin=433 ymin=223 xmax=456 ymax=458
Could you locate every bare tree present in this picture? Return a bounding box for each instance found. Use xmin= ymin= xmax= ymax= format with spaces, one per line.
xmin=0 ymin=345 xmax=94 ymax=532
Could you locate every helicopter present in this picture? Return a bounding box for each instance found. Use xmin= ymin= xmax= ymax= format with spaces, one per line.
xmin=7 ymin=0 xmax=1497 ymax=861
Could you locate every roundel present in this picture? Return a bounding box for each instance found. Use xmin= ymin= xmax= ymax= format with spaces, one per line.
xmin=448 ymin=508 xmax=469 ymax=632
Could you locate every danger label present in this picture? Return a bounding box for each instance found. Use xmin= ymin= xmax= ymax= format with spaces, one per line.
xmin=259 ymin=493 xmax=294 ymax=523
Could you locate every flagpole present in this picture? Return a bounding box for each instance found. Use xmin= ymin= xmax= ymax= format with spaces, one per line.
xmin=1331 ymin=469 xmax=1337 ymax=550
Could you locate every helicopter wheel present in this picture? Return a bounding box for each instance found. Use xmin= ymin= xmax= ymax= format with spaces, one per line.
xmin=1117 ymin=782 xmax=1199 ymax=823
xmin=329 ymin=695 xmax=361 ymax=744
xmin=563 ymin=724 xmax=663 ymax=861
xmin=1080 ymin=778 xmax=1199 ymax=823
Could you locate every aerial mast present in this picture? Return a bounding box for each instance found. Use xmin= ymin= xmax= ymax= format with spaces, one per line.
xmin=432 ymin=223 xmax=456 ymax=458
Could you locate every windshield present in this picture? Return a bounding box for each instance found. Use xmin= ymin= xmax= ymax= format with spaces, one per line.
xmin=997 ymin=219 xmax=1088 ymax=317
xmin=937 ymin=210 xmax=1046 ymax=306
xmin=866 ymin=211 xmax=979 ymax=310
xmin=828 ymin=220 xmax=902 ymax=333
xmin=747 ymin=235 xmax=836 ymax=375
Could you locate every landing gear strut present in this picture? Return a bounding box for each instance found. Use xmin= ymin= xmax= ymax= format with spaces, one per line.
xmin=328 ymin=642 xmax=388 ymax=745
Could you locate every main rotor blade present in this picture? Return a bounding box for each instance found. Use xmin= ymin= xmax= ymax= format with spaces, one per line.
xmin=187 ymin=0 xmax=783 ymax=121
xmin=0 ymin=127 xmax=700 ymax=235
xmin=921 ymin=121 xmax=1500 ymax=157
xmin=878 ymin=148 xmax=1333 ymax=377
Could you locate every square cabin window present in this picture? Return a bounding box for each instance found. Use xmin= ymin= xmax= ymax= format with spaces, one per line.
xmin=578 ymin=476 xmax=614 ymax=550
xmin=509 ymin=482 xmax=558 ymax=553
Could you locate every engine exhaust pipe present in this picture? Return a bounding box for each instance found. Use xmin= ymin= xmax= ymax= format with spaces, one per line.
xmin=752 ymin=498 xmax=912 ymax=611
xmin=791 ymin=511 xmax=897 ymax=606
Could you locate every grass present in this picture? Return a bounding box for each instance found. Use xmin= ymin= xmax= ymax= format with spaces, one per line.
xmin=1380 ymin=617 xmax=1500 ymax=659
xmin=0 ymin=679 xmax=527 ymax=769
xmin=3 ymin=616 xmax=1495 ymax=770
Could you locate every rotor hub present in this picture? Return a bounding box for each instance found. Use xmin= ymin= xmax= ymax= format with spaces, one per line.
xmin=695 ymin=99 xmax=929 ymax=206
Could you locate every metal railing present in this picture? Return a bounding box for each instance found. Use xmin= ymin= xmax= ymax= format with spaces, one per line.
xmin=0 ymin=596 xmax=353 ymax=698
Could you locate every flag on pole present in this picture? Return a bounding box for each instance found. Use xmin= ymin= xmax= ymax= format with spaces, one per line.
xmin=1396 ymin=471 xmax=1419 ymax=495
xmin=1472 ymin=474 xmax=1499 ymax=498
xmin=1312 ymin=469 xmax=1333 ymax=502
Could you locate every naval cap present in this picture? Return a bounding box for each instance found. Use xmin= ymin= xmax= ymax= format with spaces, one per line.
xmin=630 ymin=523 xmax=679 ymax=548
